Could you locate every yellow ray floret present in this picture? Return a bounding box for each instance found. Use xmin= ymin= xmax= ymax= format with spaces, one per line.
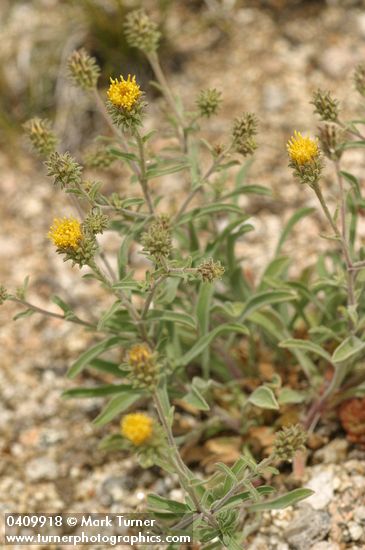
xmin=48 ymin=217 xmax=83 ymax=250
xmin=121 ymin=412 xmax=153 ymax=446
xmin=107 ymin=74 xmax=141 ymax=110
xmin=287 ymin=131 xmax=319 ymax=165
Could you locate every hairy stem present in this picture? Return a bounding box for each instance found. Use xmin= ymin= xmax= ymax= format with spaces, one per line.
xmin=93 ymin=89 xmax=141 ymax=177
xmin=153 ymin=390 xmax=201 ymax=509
xmin=334 ymin=161 xmax=356 ymax=309
xmin=173 ymin=147 xmax=231 ymax=223
xmin=147 ymin=53 xmax=185 ymax=133
xmin=312 ymin=183 xmax=354 ymax=296
xmin=135 ymin=130 xmax=155 ymax=214
xmin=141 ymin=275 xmax=167 ymax=319
xmin=90 ymin=261 xmax=151 ymax=344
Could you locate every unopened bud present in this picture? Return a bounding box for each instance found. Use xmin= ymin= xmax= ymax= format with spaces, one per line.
xmin=318 ymin=123 xmax=344 ymax=161
xmin=232 ymin=113 xmax=258 ymax=157
xmin=141 ymin=216 xmax=172 ymax=262
xmin=124 ymin=10 xmax=161 ymax=53
xmin=354 ymin=64 xmax=365 ymax=97
xmin=23 ymin=118 xmax=57 ymax=157
xmin=84 ymin=147 xmax=115 ymax=169
xmin=0 ymin=285 xmax=8 ymax=305
xmin=197 ymin=88 xmax=222 ymax=118
xmin=311 ymin=89 xmax=339 ymax=122
xmin=197 ymin=258 xmax=225 ymax=283
xmin=46 ymin=152 xmax=82 ymax=189
xmin=83 ymin=210 xmax=109 ymax=235
xmin=273 ymin=424 xmax=307 ymax=462
xmin=67 ymin=49 xmax=100 ymax=91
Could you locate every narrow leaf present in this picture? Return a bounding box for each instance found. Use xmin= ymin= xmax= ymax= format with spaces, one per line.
xmin=67 ymin=336 xmax=121 ymax=378
xmin=248 ymin=488 xmax=314 ymax=511
xmin=178 ymin=323 xmax=249 ymax=366
xmin=275 ymin=208 xmax=315 ymax=256
xmin=93 ymin=391 xmax=141 ymax=426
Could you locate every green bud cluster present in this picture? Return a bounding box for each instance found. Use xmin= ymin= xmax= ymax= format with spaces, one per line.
xmin=273 ymin=424 xmax=307 ymax=462
xmin=197 ymin=88 xmax=222 ymax=118
xmin=46 ymin=152 xmax=82 ymax=189
xmin=61 ymin=234 xmax=98 ymax=268
xmin=124 ymin=9 xmax=161 ymax=53
xmin=83 ymin=210 xmax=109 ymax=235
xmin=84 ymin=147 xmax=116 ymax=168
xmin=354 ymin=64 xmax=365 ymax=97
xmin=23 ymin=118 xmax=58 ymax=157
xmin=141 ymin=216 xmax=172 ymax=262
xmin=232 ymin=113 xmax=258 ymax=157
xmin=311 ymin=89 xmax=339 ymax=122
xmin=197 ymin=258 xmax=225 ymax=283
xmin=318 ymin=123 xmax=344 ymax=161
xmin=106 ymin=99 xmax=145 ymax=132
xmin=67 ymin=49 xmax=100 ymax=91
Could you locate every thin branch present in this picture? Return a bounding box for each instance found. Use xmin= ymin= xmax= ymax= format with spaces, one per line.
xmin=93 ymin=89 xmax=141 ymax=177
xmin=96 ymin=203 xmax=150 ymax=219
xmin=91 ymin=261 xmax=151 ymax=344
xmin=146 ymin=52 xmax=186 ymax=131
xmin=173 ymin=147 xmax=230 ymax=223
xmin=141 ymin=275 xmax=167 ymax=319
xmin=99 ymin=250 xmax=117 ymax=283
xmin=10 ymin=297 xmax=96 ymax=329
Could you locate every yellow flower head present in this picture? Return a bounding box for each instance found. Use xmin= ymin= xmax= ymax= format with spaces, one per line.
xmin=48 ymin=217 xmax=83 ymax=250
xmin=107 ymin=75 xmax=141 ymax=110
xmin=128 ymin=343 xmax=153 ymax=365
xmin=287 ymin=131 xmax=319 ymax=165
xmin=121 ymin=412 xmax=153 ymax=446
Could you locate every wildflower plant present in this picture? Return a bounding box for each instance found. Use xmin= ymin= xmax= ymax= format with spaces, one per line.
xmin=280 ymin=81 xmax=365 ymax=439
xmin=24 ymin=7 xmax=365 ymax=549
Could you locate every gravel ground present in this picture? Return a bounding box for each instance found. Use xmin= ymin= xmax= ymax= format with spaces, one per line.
xmin=2 ymin=2 xmax=365 ymax=549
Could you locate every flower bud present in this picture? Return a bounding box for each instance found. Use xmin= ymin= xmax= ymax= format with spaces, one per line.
xmin=124 ymin=9 xmax=161 ymax=53
xmin=0 ymin=285 xmax=8 ymax=305
xmin=318 ymin=123 xmax=344 ymax=161
xmin=84 ymin=147 xmax=115 ymax=169
xmin=354 ymin=64 xmax=365 ymax=97
xmin=67 ymin=49 xmax=100 ymax=91
xmin=83 ymin=210 xmax=109 ymax=235
xmin=273 ymin=424 xmax=307 ymax=462
xmin=23 ymin=118 xmax=57 ymax=157
xmin=311 ymin=89 xmax=339 ymax=122
xmin=197 ymin=88 xmax=222 ymax=118
xmin=232 ymin=113 xmax=258 ymax=157
xmin=46 ymin=152 xmax=82 ymax=189
xmin=141 ymin=216 xmax=172 ymax=263
xmin=197 ymin=258 xmax=225 ymax=283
